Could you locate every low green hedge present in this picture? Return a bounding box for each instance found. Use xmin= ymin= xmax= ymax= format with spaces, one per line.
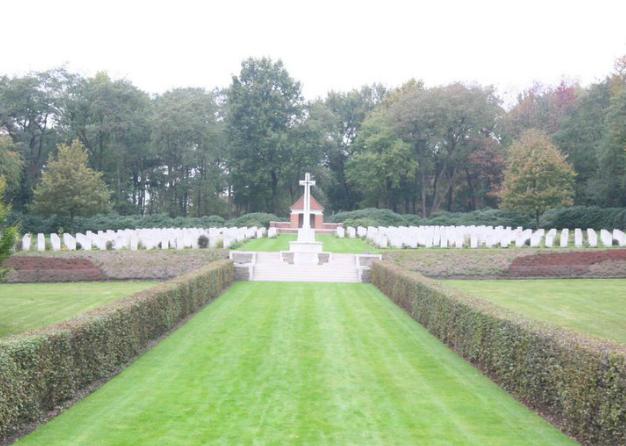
xmin=329 ymin=207 xmax=532 ymax=228
xmin=371 ymin=262 xmax=626 ymax=446
xmin=0 ymin=260 xmax=234 ymax=441
xmin=540 ymin=206 xmax=626 ymax=230
xmin=225 ymin=212 xmax=284 ymax=228
xmin=9 ymin=212 xmax=288 ymax=234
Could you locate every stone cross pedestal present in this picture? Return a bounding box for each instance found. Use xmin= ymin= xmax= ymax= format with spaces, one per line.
xmin=289 ymin=172 xmax=323 ymax=263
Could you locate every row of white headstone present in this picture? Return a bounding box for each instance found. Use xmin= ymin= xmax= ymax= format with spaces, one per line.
xmin=336 ymin=225 xmax=626 ymax=249
xmin=20 ymin=226 xmax=278 ymax=252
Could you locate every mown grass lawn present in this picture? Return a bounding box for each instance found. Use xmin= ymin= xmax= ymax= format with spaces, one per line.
xmin=446 ymin=278 xmax=626 ymax=345
xmin=0 ymin=281 xmax=158 ymax=337
xmin=238 ymin=234 xmax=380 ymax=253
xmin=18 ymin=282 xmax=574 ymax=445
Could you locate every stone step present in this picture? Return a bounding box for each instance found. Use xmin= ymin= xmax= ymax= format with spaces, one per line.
xmin=239 ymin=251 xmax=368 ymax=282
xmin=252 ymin=260 xmax=359 ymax=282
xmin=253 ymin=269 xmax=358 ymax=276
xmin=255 ymin=264 xmax=356 ymax=270
xmin=253 ymin=270 xmax=357 ymax=277
xmin=254 ymin=277 xmax=359 ymax=283
xmin=253 ymin=273 xmax=359 ymax=283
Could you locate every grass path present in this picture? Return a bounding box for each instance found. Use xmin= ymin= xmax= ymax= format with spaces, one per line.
xmin=0 ymin=281 xmax=158 ymax=337
xmin=18 ymin=282 xmax=574 ymax=445
xmin=446 ymin=278 xmax=626 ymax=345
xmin=238 ymin=234 xmax=379 ymax=253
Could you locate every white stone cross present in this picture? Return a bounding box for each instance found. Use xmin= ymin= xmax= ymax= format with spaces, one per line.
xmin=299 ymin=172 xmax=316 ymax=231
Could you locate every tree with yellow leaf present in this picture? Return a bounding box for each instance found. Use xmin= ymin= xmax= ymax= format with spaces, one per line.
xmin=500 ymin=130 xmax=575 ymax=226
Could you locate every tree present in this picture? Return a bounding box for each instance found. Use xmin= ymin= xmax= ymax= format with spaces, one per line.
xmin=31 ymin=140 xmax=110 ymax=220
xmin=0 ymin=68 xmax=76 ymax=208
xmin=555 ymin=82 xmax=610 ymax=203
xmin=458 ymin=137 xmax=505 ymax=210
xmin=503 ymin=82 xmax=579 ymax=143
xmin=348 ymin=110 xmax=417 ymax=210
xmin=62 ymin=72 xmax=152 ymax=213
xmin=0 ymin=178 xmax=17 ymax=267
xmin=500 ymin=130 xmax=575 ymax=225
xmin=595 ymin=86 xmax=626 ymax=206
xmin=226 ymin=58 xmax=303 ymax=214
xmin=384 ymin=81 xmax=503 ymax=216
xmin=321 ymin=84 xmax=387 ymax=211
xmin=281 ymin=101 xmax=330 ymax=204
xmin=0 ymin=136 xmax=23 ymax=202
xmin=150 ymin=88 xmax=225 ymax=216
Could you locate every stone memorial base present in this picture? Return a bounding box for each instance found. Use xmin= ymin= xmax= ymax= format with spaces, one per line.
xmin=289 ymin=228 xmax=323 ymax=265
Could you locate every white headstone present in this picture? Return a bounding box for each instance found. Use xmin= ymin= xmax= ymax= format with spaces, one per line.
xmin=574 ymin=229 xmax=583 ymax=248
xmin=22 ymin=234 xmax=31 ymax=251
xmin=613 ymin=229 xmax=626 ymax=247
xmin=515 ymin=229 xmax=531 ymax=247
xmin=50 ymin=233 xmax=61 ymax=251
xmin=62 ymin=233 xmax=76 ymax=250
xmin=544 ymin=229 xmax=557 ymax=248
xmin=469 ymin=234 xmax=478 ymax=248
xmin=37 ymin=233 xmax=45 ymax=251
xmin=559 ymin=229 xmax=569 ymax=248
xmin=76 ymin=233 xmax=92 ymax=250
xmin=114 ymin=235 xmax=129 ymax=250
xmin=587 ymin=229 xmax=598 ymax=247
xmin=377 ymin=235 xmax=389 ymax=248
xmin=175 ymin=235 xmax=185 ymax=250
xmin=530 ymin=229 xmax=545 ymax=247
xmin=600 ymin=229 xmax=613 ymax=247
xmin=439 ymin=232 xmax=448 ymax=248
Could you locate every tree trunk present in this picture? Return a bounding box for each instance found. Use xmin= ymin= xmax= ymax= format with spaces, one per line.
xmin=420 ymin=172 xmax=427 ymax=217
xmin=465 ymin=169 xmax=477 ymax=211
xmin=270 ymin=170 xmax=278 ymax=214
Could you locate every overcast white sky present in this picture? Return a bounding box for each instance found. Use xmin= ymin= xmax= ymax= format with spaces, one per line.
xmin=2 ymin=0 xmax=626 ymax=102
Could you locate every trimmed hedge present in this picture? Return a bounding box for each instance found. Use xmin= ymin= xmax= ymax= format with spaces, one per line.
xmin=0 ymin=260 xmax=234 ymax=441
xmin=371 ymin=262 xmax=626 ymax=446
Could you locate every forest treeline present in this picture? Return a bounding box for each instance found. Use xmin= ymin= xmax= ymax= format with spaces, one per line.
xmin=1 ymin=56 xmax=625 ymax=219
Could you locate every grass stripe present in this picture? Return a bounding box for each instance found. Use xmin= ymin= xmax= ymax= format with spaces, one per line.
xmin=17 ymin=282 xmax=576 ymax=445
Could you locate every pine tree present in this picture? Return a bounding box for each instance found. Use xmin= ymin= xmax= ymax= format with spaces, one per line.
xmin=32 ymin=140 xmax=110 ymax=221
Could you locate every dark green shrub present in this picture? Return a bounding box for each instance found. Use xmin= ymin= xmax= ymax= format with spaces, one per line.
xmin=8 ymin=212 xmax=228 ymax=234
xmin=0 ymin=260 xmax=234 ymax=441
xmin=197 ymin=235 xmax=209 ymax=249
xmin=370 ymin=262 xmax=626 ymax=446
xmin=540 ymin=206 xmax=626 ymax=229
xmin=225 ymin=212 xmax=284 ymax=228
xmin=330 ymin=208 xmax=411 ymax=226
xmin=330 ymin=207 xmax=531 ymax=228
xmin=422 ymin=208 xmax=532 ymax=228
xmin=341 ymin=217 xmax=381 ymax=228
